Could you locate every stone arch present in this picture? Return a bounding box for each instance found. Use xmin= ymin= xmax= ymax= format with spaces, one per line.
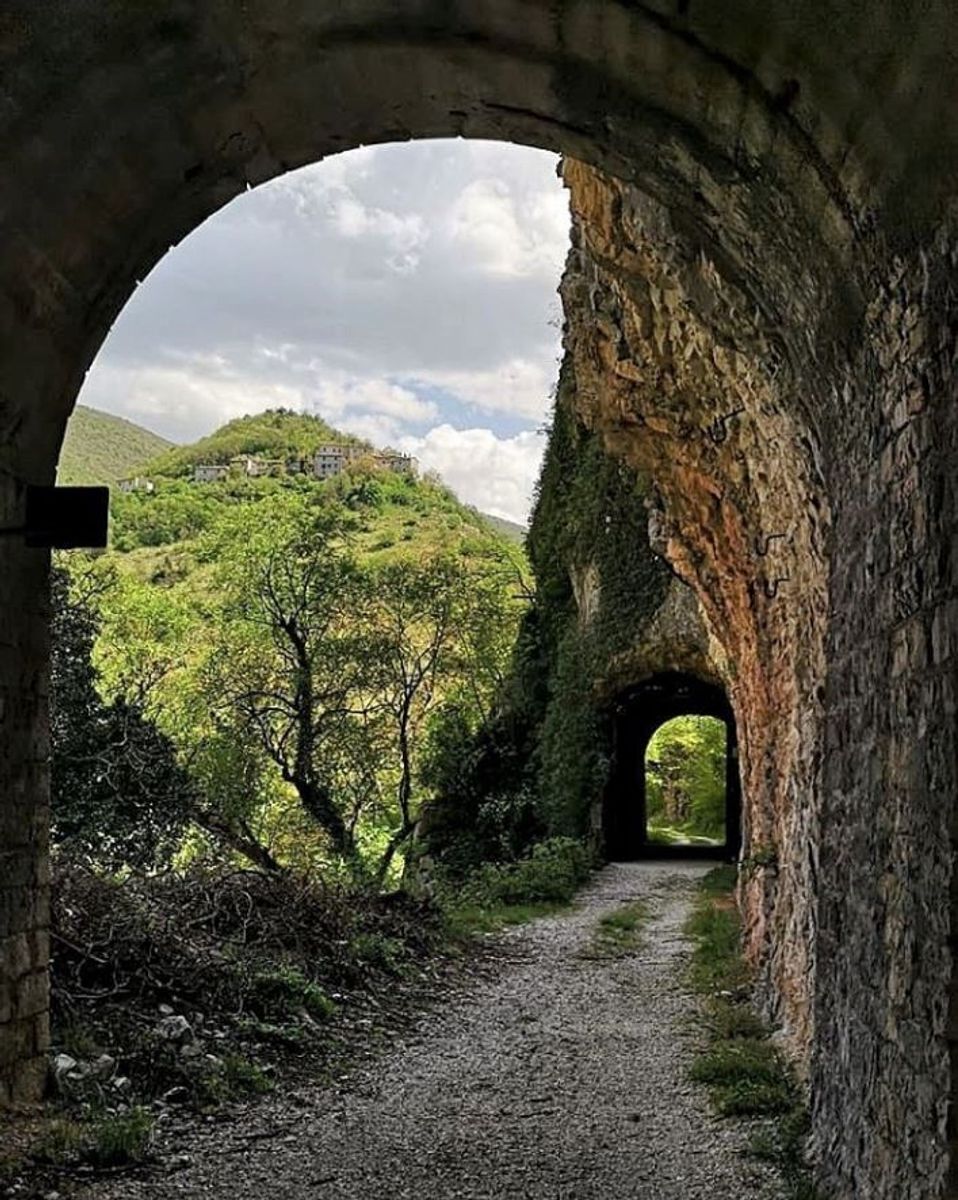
xmin=0 ymin=6 xmax=956 ymax=1197
xmin=604 ymin=672 xmax=741 ymax=862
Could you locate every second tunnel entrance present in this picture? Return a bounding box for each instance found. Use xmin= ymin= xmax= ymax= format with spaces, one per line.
xmin=603 ymin=673 xmax=741 ymax=862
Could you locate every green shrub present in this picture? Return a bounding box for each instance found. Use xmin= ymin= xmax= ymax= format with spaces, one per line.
xmin=38 ymin=1108 xmax=154 ymax=1169
xmin=87 ymin=1108 xmax=154 ymax=1168
xmin=249 ymin=965 xmax=337 ymax=1021
xmin=462 ymin=837 xmax=592 ymax=907
xmin=195 ymin=1053 xmax=274 ymax=1106
xmin=350 ymin=932 xmax=408 ymax=975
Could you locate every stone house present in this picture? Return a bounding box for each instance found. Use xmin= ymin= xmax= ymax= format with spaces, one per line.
xmin=193 ymin=464 xmax=229 ymax=483
xmin=116 ymin=476 xmax=155 ymax=493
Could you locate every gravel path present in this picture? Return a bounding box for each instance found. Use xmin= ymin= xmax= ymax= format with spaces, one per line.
xmin=84 ymin=862 xmax=783 ymax=1199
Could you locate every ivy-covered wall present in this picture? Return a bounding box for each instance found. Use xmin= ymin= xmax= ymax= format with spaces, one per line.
xmin=420 ymin=349 xmax=718 ymax=869
xmin=526 ymin=355 xmax=673 ymax=839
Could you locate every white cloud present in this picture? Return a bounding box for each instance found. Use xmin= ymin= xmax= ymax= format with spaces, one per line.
xmin=409 ymin=357 xmax=556 ymax=421
xmin=336 ymin=413 xmax=404 ymax=447
xmin=330 ymin=195 xmax=426 ymax=251
xmin=83 ymin=353 xmax=439 ymax=446
xmin=82 ymin=357 xmax=306 ymax=443
xmin=399 ymin=425 xmax=545 ymax=524
xmin=309 ymin=376 xmax=437 ymax=425
xmin=447 ymin=178 xmax=568 ymax=278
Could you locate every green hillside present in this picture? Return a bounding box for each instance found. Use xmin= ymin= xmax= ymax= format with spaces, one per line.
xmin=106 ymin=409 xmax=528 ymax=578
xmin=146 ymin=409 xmax=366 ymax=477
xmin=481 ymin=513 xmax=526 ymax=545
xmin=58 ymin=405 xmax=172 ymax=486
xmin=69 ymin=408 xmax=530 ymax=887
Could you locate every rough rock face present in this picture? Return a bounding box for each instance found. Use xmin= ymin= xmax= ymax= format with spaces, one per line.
xmin=562 ymin=157 xmax=828 ymax=1040
xmin=527 ymin=350 xmax=727 ymax=850
xmin=592 ymin=571 xmax=725 ymax=704
xmin=560 ymin=158 xmax=957 ymax=1198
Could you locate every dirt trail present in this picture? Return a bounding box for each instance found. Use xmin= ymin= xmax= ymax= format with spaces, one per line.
xmin=85 ymin=862 xmax=783 ymax=1199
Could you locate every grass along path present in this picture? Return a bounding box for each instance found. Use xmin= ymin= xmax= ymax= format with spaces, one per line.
xmin=684 ymin=867 xmax=824 ymax=1199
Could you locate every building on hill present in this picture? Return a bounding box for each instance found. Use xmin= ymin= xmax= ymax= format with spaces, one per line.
xmin=117 ymin=476 xmax=155 ymax=493
xmin=313 ymin=443 xmax=417 ymax=480
xmin=378 ymin=449 xmax=418 ymax=475
xmin=313 ymin=443 xmax=363 ymax=479
xmin=229 ymin=455 xmax=285 ymax=478
xmin=249 ymin=457 xmax=285 ymax=478
xmin=194 ymin=463 xmax=229 ymax=483
xmin=192 ymin=446 xmax=418 ymax=486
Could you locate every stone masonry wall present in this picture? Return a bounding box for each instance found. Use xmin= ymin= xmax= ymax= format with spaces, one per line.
xmin=560 ymin=160 xmax=958 ymax=1198
xmin=811 ymin=228 xmax=958 ymax=1196
xmin=0 ymin=473 xmax=51 ymax=1108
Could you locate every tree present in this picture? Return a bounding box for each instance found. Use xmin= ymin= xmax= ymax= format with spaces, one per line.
xmin=87 ymin=561 xmax=288 ymax=874
xmin=361 ymin=558 xmax=461 ymax=882
xmin=207 ymin=498 xmax=372 ymax=877
xmin=204 ymin=495 xmax=528 ymax=883
xmin=49 ymin=564 xmax=196 ymax=871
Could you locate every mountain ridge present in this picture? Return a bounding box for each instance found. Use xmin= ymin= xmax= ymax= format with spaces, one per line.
xmin=57 ymin=405 xmax=173 ymax=486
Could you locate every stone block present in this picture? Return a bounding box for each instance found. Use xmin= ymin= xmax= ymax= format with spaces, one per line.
xmin=0 ymin=1017 xmax=37 ymax=1068
xmin=0 ymin=933 xmax=36 ymax=981
xmin=0 ymin=885 xmax=40 ymax=937
xmin=13 ymin=971 xmax=47 ymax=1021
xmin=9 ymin=1054 xmax=46 ymax=1104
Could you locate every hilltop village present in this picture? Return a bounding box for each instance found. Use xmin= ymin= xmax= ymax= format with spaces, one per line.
xmin=119 ymin=442 xmax=418 ymax=492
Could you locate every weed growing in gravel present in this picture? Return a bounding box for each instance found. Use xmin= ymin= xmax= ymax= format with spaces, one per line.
xmin=197 ymin=1055 xmax=275 ymax=1106
xmin=36 ymin=1107 xmax=154 ymax=1170
xmin=690 ymin=1039 xmax=795 ymax=1115
xmin=582 ymin=900 xmax=648 ymax=959
xmin=750 ymin=1108 xmax=828 ymax=1200
xmin=445 ymin=900 xmax=568 ymax=937
xmin=685 ymin=867 xmax=827 ymax=1199
xmin=87 ymin=1108 xmax=155 ymax=1168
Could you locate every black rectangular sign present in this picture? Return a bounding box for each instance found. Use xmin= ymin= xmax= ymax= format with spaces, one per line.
xmin=24 ymin=486 xmax=109 ymax=549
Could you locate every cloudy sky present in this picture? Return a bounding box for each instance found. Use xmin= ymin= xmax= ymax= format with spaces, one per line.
xmin=77 ymin=140 xmax=571 ymax=524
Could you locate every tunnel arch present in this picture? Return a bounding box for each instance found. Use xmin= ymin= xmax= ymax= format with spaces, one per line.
xmin=604 ymin=672 xmax=741 ymax=862
xmin=0 ymin=6 xmax=957 ymax=1198
xmin=4 ymin=0 xmax=941 ymax=471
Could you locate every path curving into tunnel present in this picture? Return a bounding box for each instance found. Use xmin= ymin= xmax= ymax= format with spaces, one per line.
xmin=78 ymin=864 xmax=783 ymax=1200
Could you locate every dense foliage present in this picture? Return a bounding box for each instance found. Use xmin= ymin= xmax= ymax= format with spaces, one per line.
xmin=50 ymin=567 xmax=195 ymax=870
xmin=420 ymin=360 xmax=672 ymax=870
xmin=55 ymin=412 xmax=528 ymax=883
xmin=645 ymin=715 xmax=727 ymax=845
